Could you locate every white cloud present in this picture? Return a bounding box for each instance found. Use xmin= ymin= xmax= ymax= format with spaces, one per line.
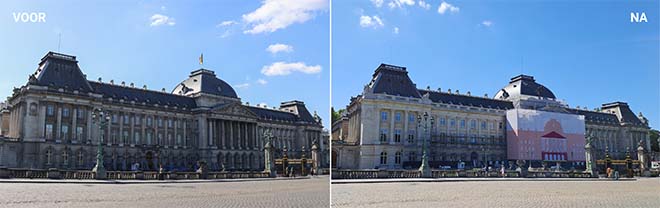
xmin=360 ymin=15 xmax=384 ymax=28
xmin=150 ymin=14 xmax=176 ymax=26
xmin=438 ymin=1 xmax=459 ymax=14
xmin=418 ymin=0 xmax=431 ymax=10
xmin=220 ymin=30 xmax=231 ymax=38
xmin=261 ymin=62 xmax=322 ymax=76
xmin=393 ymin=27 xmax=399 ymax=34
xmin=160 ymin=6 xmax=167 ymax=11
xmin=371 ymin=0 xmax=384 ymax=7
xmin=234 ymin=83 xmax=250 ymax=88
xmin=388 ymin=0 xmax=415 ymax=9
xmin=266 ymin=43 xmax=294 ymax=54
xmin=481 ymin=20 xmax=493 ymax=27
xmin=257 ymin=79 xmax=268 ymax=85
xmin=242 ymin=0 xmax=328 ymax=34
xmin=218 ymin=20 xmax=237 ymax=27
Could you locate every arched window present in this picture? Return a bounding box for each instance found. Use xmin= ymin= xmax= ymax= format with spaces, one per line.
xmin=78 ymin=151 xmax=84 ymax=167
xmin=380 ymin=152 xmax=387 ymax=165
xmin=395 ymin=152 xmax=401 ymax=164
xmin=62 ymin=150 xmax=69 ymax=166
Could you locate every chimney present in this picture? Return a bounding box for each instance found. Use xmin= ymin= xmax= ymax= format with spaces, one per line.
xmin=467 ymin=91 xmax=471 ymax=96
xmin=130 ymin=83 xmax=134 ymax=88
xmin=110 ymin=80 xmax=114 ymax=85
xmin=447 ymin=88 xmax=451 ymax=94
xmin=484 ymin=93 xmax=488 ymax=98
xmin=121 ymin=81 xmax=126 ymax=87
xmin=437 ymin=87 xmax=441 ymax=92
xmin=455 ymin=90 xmax=459 ymax=94
xmin=98 ymin=77 xmax=102 ymax=83
xmin=143 ymin=85 xmax=147 ymax=90
xmin=161 ymin=88 xmax=166 ymax=92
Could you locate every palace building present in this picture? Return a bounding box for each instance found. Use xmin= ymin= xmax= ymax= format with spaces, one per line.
xmin=0 ymin=52 xmax=324 ymax=171
xmin=332 ymin=64 xmax=651 ymax=170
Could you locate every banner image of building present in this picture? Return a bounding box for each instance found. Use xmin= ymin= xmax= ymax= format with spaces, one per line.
xmin=332 ymin=64 xmax=651 ymax=170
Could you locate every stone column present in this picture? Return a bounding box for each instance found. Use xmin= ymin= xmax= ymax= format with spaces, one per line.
xmin=154 ymin=116 xmax=159 ymax=145
xmin=182 ymin=119 xmax=187 ymax=148
xmin=229 ymin=121 xmax=234 ymax=149
xmin=173 ymin=118 xmax=178 ymax=147
xmin=130 ymin=114 xmax=135 ymax=146
xmin=389 ymin=110 xmax=394 ymax=144
xmin=208 ymin=119 xmax=214 ymax=147
xmin=403 ymin=111 xmax=408 ymax=144
xmin=86 ymin=106 xmax=92 ymax=143
xmin=119 ymin=113 xmax=124 ymax=146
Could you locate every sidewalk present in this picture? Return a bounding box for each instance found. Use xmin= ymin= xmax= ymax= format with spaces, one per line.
xmin=0 ymin=176 xmax=322 ymax=184
xmin=331 ymin=177 xmax=637 ymax=184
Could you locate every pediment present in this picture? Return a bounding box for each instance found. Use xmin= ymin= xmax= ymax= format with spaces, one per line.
xmin=211 ymin=103 xmax=258 ymax=119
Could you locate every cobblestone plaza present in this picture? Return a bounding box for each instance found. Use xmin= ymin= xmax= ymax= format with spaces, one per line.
xmin=0 ymin=176 xmax=329 ymax=208
xmin=331 ymin=178 xmax=660 ymax=208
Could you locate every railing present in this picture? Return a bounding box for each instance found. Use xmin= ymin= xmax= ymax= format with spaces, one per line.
xmin=332 ymin=169 xmax=590 ymax=179
xmin=0 ymin=168 xmax=272 ymax=180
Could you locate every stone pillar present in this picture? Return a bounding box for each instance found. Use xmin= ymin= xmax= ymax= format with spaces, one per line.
xmin=72 ymin=108 xmax=77 ymax=143
xmin=208 ymin=119 xmax=214 ymax=147
xmin=229 ymin=121 xmax=234 ymax=149
xmin=182 ymin=119 xmax=187 ymax=148
xmin=311 ymin=143 xmax=320 ymax=175
xmin=119 ymin=113 xmax=124 ymax=145
xmin=56 ymin=106 xmax=62 ymax=142
xmin=637 ymin=143 xmax=647 ymax=171
xmin=130 ymin=114 xmax=135 ymax=146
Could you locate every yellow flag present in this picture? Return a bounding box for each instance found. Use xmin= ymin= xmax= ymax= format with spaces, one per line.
xmin=199 ymin=53 xmax=204 ymax=65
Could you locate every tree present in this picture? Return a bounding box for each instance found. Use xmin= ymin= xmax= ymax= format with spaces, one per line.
xmin=331 ymin=107 xmax=346 ymax=124
xmin=650 ymin=129 xmax=659 ymax=152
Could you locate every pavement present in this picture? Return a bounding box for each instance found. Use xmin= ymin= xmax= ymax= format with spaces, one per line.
xmin=0 ymin=175 xmax=330 ymax=208
xmin=332 ymin=177 xmax=660 ymax=208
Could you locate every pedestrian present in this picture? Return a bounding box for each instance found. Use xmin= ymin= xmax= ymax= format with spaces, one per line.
xmin=500 ymin=165 xmax=505 ymax=177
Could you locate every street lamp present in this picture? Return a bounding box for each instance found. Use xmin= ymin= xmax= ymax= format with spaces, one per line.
xmin=417 ymin=112 xmax=433 ymax=178
xmin=91 ymin=109 xmax=110 ymax=179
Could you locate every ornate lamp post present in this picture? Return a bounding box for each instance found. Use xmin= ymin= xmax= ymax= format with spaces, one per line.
xmin=417 ymin=112 xmax=434 ymax=178
xmin=91 ymin=109 xmax=110 ymax=179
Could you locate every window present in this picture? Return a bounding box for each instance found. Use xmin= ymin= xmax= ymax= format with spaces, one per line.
xmin=408 ymin=151 xmax=417 ymax=161
xmin=157 ymin=118 xmax=163 ymax=127
xmin=381 ymin=111 xmax=388 ymax=121
xmin=62 ymin=108 xmax=70 ymax=117
xmin=77 ymin=151 xmax=84 ymax=166
xmin=379 ymin=129 xmax=388 ymax=142
xmin=134 ymin=115 xmax=142 ymax=125
xmin=76 ymin=108 xmax=85 ymax=119
xmin=408 ymin=114 xmax=415 ymax=122
xmin=470 ymin=135 xmax=477 ymax=144
xmin=498 ymin=122 xmax=503 ymax=129
xmin=62 ymin=151 xmax=68 ymax=165
xmin=45 ymin=149 xmax=52 ymax=165
xmin=167 ymin=133 xmax=173 ymax=145
xmin=111 ymin=129 xmax=119 ymax=144
xmin=45 ymin=124 xmax=54 ymax=139
xmin=158 ymin=133 xmax=163 ymax=145
xmin=460 ymin=120 xmax=466 ymax=128
xmin=75 ymin=127 xmax=84 ymax=140
xmin=111 ymin=114 xmax=118 ymax=123
xmin=177 ymin=134 xmax=182 ymax=146
xmin=395 ymin=112 xmax=401 ymax=122
xmin=61 ymin=125 xmax=69 ymax=140
xmin=407 ymin=130 xmax=415 ymax=143
xmin=380 ymin=152 xmax=388 ymax=165
xmin=134 ymin=132 xmax=141 ymax=145
xmin=489 ymin=122 xmax=494 ymax=130
xmin=146 ymin=132 xmax=153 ymax=145
xmin=394 ymin=129 xmax=401 ymax=143
xmin=450 ymin=119 xmax=456 ymax=127
xmin=123 ymin=115 xmax=130 ymax=124
xmin=395 ymin=152 xmax=401 ymax=164
xmin=439 ymin=118 xmax=446 ymax=126
xmin=147 ymin=117 xmax=153 ymax=126
xmin=470 ymin=120 xmax=476 ymax=129
xmin=168 ymin=119 xmax=173 ymax=128
xmin=47 ymin=105 xmax=54 ymax=116
xmin=481 ymin=121 xmax=487 ymax=129
xmin=122 ymin=130 xmax=129 ymax=144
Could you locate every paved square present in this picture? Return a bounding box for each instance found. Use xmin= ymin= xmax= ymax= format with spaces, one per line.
xmin=0 ymin=176 xmax=329 ymax=208
xmin=332 ymin=178 xmax=660 ymax=208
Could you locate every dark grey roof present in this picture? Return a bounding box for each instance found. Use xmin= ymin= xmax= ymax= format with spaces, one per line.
xmin=172 ymin=69 xmax=238 ymax=98
xmin=33 ymin=52 xmax=93 ymax=92
xmin=495 ymin=75 xmax=556 ymax=99
xmin=89 ymin=81 xmax=197 ymax=109
xmin=420 ymin=89 xmax=514 ymax=109
xmin=247 ymin=106 xmax=299 ymax=122
xmin=368 ymin=64 xmax=421 ymax=98
xmin=566 ymin=108 xmax=620 ymax=126
xmin=280 ymin=100 xmax=318 ymax=123
xmin=601 ymin=102 xmax=646 ymax=126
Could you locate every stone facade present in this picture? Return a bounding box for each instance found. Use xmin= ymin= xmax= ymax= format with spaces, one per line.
xmin=0 ymin=52 xmax=324 ymax=171
xmin=333 ymin=64 xmax=651 ymax=170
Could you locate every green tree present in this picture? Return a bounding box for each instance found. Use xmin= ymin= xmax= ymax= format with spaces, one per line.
xmin=331 ymin=107 xmax=346 ymax=124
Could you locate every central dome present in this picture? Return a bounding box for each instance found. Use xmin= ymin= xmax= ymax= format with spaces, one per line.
xmin=173 ymin=69 xmax=238 ymax=98
xmin=494 ymin=74 xmax=556 ymax=100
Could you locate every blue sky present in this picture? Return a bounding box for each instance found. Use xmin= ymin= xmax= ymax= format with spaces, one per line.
xmin=0 ymin=0 xmax=330 ymax=128
xmin=332 ymin=0 xmax=660 ymax=129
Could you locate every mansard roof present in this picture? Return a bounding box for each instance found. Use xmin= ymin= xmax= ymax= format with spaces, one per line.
xmin=32 ymin=52 xmax=94 ymax=93
xmin=89 ymin=81 xmax=197 ymax=109
xmin=419 ymin=89 xmax=514 ymax=110
xmin=494 ymin=75 xmax=556 ymax=100
xmin=368 ymin=64 xmax=421 ymax=98
xmin=601 ymin=102 xmax=646 ymax=127
xmin=173 ymin=69 xmax=238 ymax=98
xmin=566 ymin=108 xmax=620 ymax=126
xmin=247 ymin=106 xmax=300 ymax=122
